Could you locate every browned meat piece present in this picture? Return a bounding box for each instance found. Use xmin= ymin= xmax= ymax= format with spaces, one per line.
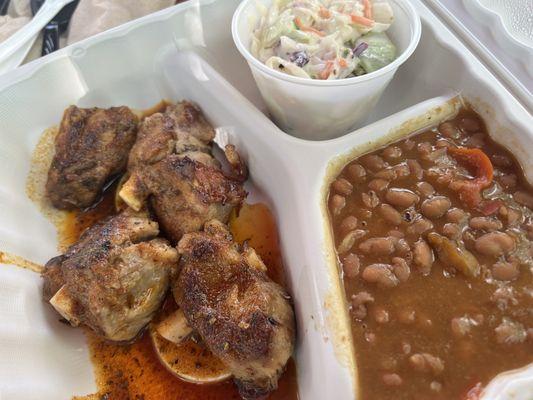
xmin=42 ymin=211 xmax=178 ymax=341
xmin=128 ymin=101 xmax=215 ymax=170
xmin=120 ymin=101 xmax=247 ymax=244
xmin=122 ymin=155 xmax=246 ymax=244
xmin=46 ymin=106 xmax=138 ymax=209
xmin=174 ymin=220 xmax=295 ymax=399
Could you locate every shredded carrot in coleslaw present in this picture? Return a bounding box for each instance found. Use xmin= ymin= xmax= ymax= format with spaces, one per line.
xmin=363 ymin=0 xmax=373 ymax=19
xmin=294 ymin=17 xmax=326 ymax=36
xmin=351 ymin=14 xmax=374 ymax=27
xmin=319 ymin=6 xmax=331 ymax=18
xmin=320 ymin=61 xmax=335 ymax=79
xmin=252 ymin=0 xmax=396 ymax=80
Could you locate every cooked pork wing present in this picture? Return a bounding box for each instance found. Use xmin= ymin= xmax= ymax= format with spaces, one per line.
xmin=42 ymin=211 xmax=178 ymax=341
xmin=127 ymin=101 xmax=215 ymax=170
xmin=121 ymin=155 xmax=246 ymax=244
xmin=174 ymin=220 xmax=295 ymax=399
xmin=121 ymin=101 xmax=246 ymax=243
xmin=46 ymin=105 xmax=138 ymax=209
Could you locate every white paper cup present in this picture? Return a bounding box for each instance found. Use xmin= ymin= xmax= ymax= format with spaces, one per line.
xmin=232 ymin=0 xmax=421 ymax=140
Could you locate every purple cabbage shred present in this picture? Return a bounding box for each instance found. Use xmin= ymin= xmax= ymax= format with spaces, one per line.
xmin=354 ymin=42 xmax=368 ymax=57
xmin=289 ymin=51 xmax=309 ymax=67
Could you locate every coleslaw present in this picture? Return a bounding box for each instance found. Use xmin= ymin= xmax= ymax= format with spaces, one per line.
xmin=251 ymin=0 xmax=397 ymax=80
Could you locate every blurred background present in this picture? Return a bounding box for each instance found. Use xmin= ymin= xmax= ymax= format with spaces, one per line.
xmin=0 ymin=0 xmax=184 ymax=60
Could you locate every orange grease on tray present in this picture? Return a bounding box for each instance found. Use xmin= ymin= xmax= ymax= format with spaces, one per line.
xmin=229 ymin=203 xmax=287 ymax=287
xmin=138 ymin=100 xmax=171 ymax=120
xmin=57 ymin=181 xmax=117 ymax=250
xmin=85 ymin=331 xmax=298 ymax=400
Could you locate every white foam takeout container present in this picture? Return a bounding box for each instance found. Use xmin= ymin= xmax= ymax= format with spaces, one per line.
xmin=0 ymin=0 xmax=531 ymax=399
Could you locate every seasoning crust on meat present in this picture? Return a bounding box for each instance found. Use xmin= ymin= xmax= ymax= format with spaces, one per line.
xmin=43 ymin=210 xmax=178 ymax=342
xmin=120 ymin=101 xmax=247 ymax=244
xmin=175 ymin=220 xmax=295 ymax=399
xmin=41 ymin=100 xmax=294 ymax=399
xmin=46 ymin=105 xmax=138 ymax=209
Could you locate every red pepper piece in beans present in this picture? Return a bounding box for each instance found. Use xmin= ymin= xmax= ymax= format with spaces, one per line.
xmin=448 ymin=147 xmax=494 ymax=208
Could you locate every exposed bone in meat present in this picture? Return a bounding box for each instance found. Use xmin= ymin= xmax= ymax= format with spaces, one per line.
xmin=42 ymin=210 xmax=178 ymax=342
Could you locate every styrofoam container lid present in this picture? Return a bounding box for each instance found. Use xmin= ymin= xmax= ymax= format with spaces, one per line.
xmin=423 ymin=0 xmax=533 ymax=111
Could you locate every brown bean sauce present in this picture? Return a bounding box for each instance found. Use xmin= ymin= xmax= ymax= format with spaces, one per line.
xmin=60 ymin=186 xmax=298 ymax=400
xmin=328 ymin=109 xmax=533 ymax=400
